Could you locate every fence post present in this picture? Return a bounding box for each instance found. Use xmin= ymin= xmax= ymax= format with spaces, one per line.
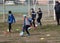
xmin=28 ymin=0 xmax=30 ymax=16
xmin=53 ymin=0 xmax=56 ymax=20
xmin=3 ymin=0 xmax=5 ymax=22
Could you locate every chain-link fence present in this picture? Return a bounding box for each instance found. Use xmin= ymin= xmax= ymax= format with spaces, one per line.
xmin=0 ymin=0 xmax=58 ymax=22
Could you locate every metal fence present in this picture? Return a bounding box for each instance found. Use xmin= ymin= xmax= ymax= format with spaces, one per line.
xmin=0 ymin=0 xmax=56 ymax=22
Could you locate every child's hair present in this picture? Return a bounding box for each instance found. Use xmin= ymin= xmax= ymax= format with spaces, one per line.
xmin=55 ymin=1 xmax=59 ymax=3
xmin=9 ymin=11 xmax=12 ymax=14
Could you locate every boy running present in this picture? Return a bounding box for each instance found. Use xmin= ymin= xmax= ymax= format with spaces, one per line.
xmin=21 ymin=15 xmax=32 ymax=36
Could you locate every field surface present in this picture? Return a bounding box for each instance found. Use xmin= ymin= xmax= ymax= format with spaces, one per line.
xmin=0 ymin=20 xmax=60 ymax=43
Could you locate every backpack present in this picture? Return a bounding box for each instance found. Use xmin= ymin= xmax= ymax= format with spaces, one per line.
xmin=28 ymin=18 xmax=32 ymax=26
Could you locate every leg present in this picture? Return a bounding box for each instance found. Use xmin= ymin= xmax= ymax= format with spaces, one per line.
xmin=56 ymin=17 xmax=59 ymax=25
xmin=22 ymin=26 xmax=26 ymax=32
xmin=9 ymin=23 xmax=11 ymax=32
xmin=37 ymin=18 xmax=42 ymax=26
xmin=59 ymin=18 xmax=60 ymax=25
xmin=37 ymin=18 xmax=40 ymax=25
xmin=37 ymin=18 xmax=39 ymax=23
xmin=40 ymin=19 xmax=42 ymax=26
xmin=33 ymin=19 xmax=35 ymax=27
xmin=25 ymin=25 xmax=30 ymax=36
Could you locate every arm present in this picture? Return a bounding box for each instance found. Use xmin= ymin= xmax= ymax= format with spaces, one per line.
xmin=12 ymin=14 xmax=16 ymax=23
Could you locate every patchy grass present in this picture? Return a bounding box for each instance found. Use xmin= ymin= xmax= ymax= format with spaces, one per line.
xmin=0 ymin=21 xmax=60 ymax=43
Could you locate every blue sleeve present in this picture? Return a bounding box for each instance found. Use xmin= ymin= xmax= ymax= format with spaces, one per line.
xmin=12 ymin=14 xmax=16 ymax=23
xmin=28 ymin=18 xmax=32 ymax=26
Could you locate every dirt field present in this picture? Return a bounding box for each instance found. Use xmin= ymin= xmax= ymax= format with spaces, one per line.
xmin=0 ymin=20 xmax=60 ymax=43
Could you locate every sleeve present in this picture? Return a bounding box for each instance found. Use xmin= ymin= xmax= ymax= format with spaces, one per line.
xmin=28 ymin=18 xmax=32 ymax=26
xmin=41 ymin=11 xmax=42 ymax=14
xmin=12 ymin=14 xmax=16 ymax=23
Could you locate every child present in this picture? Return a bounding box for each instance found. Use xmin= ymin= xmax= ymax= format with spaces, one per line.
xmin=37 ymin=8 xmax=42 ymax=26
xmin=31 ymin=8 xmax=36 ymax=27
xmin=20 ymin=15 xmax=32 ymax=36
xmin=54 ymin=1 xmax=60 ymax=25
xmin=8 ymin=11 xmax=16 ymax=32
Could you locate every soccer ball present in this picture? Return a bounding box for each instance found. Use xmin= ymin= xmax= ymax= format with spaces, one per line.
xmin=19 ymin=31 xmax=24 ymax=36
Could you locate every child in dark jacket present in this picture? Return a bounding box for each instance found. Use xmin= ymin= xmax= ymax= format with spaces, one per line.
xmin=54 ymin=1 xmax=60 ymax=25
xmin=8 ymin=11 xmax=16 ymax=32
xmin=37 ymin=8 xmax=42 ymax=26
xmin=31 ymin=8 xmax=36 ymax=27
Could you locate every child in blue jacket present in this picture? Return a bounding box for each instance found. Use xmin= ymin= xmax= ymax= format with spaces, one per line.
xmin=8 ymin=11 xmax=15 ymax=32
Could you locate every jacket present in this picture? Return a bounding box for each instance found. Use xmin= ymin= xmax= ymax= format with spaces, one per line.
xmin=23 ymin=17 xmax=32 ymax=26
xmin=37 ymin=11 xmax=42 ymax=19
xmin=31 ymin=11 xmax=36 ymax=19
xmin=8 ymin=14 xmax=15 ymax=24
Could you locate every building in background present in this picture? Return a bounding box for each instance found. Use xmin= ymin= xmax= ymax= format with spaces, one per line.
xmin=5 ymin=0 xmax=15 ymax=5
xmin=37 ymin=0 xmax=48 ymax=4
xmin=0 ymin=0 xmax=60 ymax=5
xmin=15 ymin=0 xmax=26 ymax=4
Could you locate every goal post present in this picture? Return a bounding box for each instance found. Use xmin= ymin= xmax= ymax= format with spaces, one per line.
xmin=3 ymin=0 xmax=5 ymax=22
xmin=53 ymin=0 xmax=56 ymax=20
